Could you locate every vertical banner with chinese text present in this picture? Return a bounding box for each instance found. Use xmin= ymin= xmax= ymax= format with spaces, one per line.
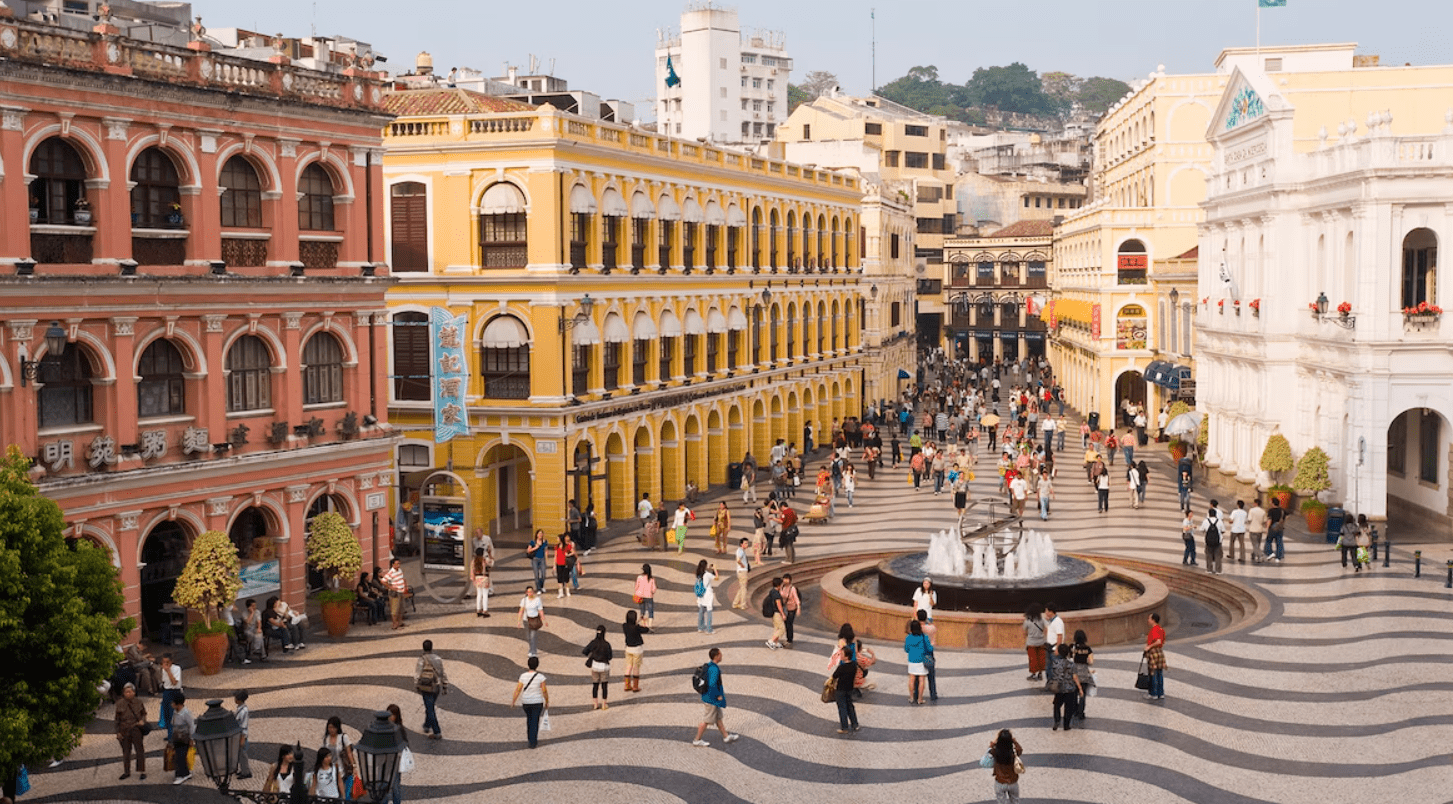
xmin=430 ymin=307 xmax=470 ymax=443
xmin=1091 ymin=304 xmax=1102 ymax=340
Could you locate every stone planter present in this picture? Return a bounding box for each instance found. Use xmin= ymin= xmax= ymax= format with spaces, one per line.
xmin=1270 ymin=490 xmax=1292 ymax=511
xmin=320 ymin=599 xmax=353 ymax=638
xmin=190 ymin=631 xmax=230 ymax=676
xmin=1405 ymin=313 xmax=1439 ymax=325
xmin=73 ymin=209 xmax=93 ymax=225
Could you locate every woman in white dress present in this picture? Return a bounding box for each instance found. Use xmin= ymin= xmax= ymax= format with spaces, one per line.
xmin=911 ymin=578 xmax=937 ymax=622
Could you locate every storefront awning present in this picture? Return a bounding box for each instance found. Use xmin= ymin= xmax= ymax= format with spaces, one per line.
xmin=632 ymin=311 xmax=657 ymax=340
xmin=726 ymin=306 xmax=748 ymax=330
xmin=568 ymin=184 xmax=597 ymax=214
xmin=630 ymin=192 xmax=654 ymax=220
xmin=602 ymin=312 xmax=630 ymax=343
xmin=1144 ymin=360 xmax=1172 ymax=385
xmin=706 ymin=308 xmax=728 ymax=334
xmin=481 ymin=315 xmax=530 ymax=348
xmin=1050 ymin=298 xmax=1093 ymax=325
xmin=658 ymin=309 xmax=682 ymax=337
xmin=601 ymin=188 xmax=628 ymax=217
xmin=572 ymin=318 xmax=601 ymax=346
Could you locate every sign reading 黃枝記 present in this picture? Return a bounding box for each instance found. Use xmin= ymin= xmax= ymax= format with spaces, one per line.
xmin=430 ymin=307 xmax=470 ymax=444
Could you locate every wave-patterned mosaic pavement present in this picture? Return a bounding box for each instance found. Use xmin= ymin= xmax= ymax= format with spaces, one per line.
xmin=26 ymin=445 xmax=1453 ymax=804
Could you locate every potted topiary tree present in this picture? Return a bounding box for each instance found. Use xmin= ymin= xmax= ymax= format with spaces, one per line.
xmin=1195 ymin=414 xmax=1209 ymax=461
xmin=1292 ymin=446 xmax=1332 ymax=533
xmin=171 ymin=530 xmax=242 ymax=676
xmin=306 ymin=511 xmax=362 ymax=637
xmin=1260 ymin=433 xmax=1295 ymax=510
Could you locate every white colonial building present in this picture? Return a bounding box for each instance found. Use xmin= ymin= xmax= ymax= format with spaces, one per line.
xmin=655 ymin=5 xmax=791 ymax=146
xmin=1196 ymin=62 xmax=1453 ymax=539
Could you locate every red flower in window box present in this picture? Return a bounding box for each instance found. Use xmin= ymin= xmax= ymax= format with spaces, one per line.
xmin=1336 ymin=301 xmax=1352 ymax=315
xmin=1249 ymin=299 xmax=1261 ymax=311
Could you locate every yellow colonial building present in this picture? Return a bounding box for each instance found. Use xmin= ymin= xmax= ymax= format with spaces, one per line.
xmin=1050 ymin=65 xmax=1221 ymax=428
xmin=380 ymin=88 xmax=871 ymax=540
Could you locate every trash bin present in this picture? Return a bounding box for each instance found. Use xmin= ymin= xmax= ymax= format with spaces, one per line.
xmin=1324 ymin=506 xmax=1347 ymax=544
xmin=1088 ymin=411 xmax=1101 ymax=432
xmin=728 ymin=462 xmax=743 ymax=491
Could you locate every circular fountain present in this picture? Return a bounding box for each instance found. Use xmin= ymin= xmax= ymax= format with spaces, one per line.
xmin=876 ymin=527 xmax=1110 ymax=613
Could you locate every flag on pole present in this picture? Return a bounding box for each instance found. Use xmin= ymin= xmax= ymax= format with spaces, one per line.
xmin=665 ymin=55 xmax=680 ymax=88
xmin=1258 ymin=0 xmax=1286 ymax=7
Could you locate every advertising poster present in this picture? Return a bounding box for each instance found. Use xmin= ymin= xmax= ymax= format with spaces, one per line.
xmin=421 ymin=496 xmax=467 ymax=571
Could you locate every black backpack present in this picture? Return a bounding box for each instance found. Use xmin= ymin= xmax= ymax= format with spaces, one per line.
xmin=761 ymin=591 xmax=776 ymax=618
xmin=691 ymin=663 xmax=710 ymax=693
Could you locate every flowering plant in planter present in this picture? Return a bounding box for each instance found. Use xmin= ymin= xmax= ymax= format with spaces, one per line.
xmin=1336 ymin=301 xmax=1352 ymax=315
xmin=1232 ymin=299 xmax=1242 ymax=315
xmin=1403 ymin=301 xmax=1442 ymax=319
xmin=1249 ymin=298 xmax=1261 ymax=316
xmin=1217 ymin=299 xmax=1225 ymax=313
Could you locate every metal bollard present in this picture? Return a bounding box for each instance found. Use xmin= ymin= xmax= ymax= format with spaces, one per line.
xmin=1383 ymin=538 xmax=1391 ymax=568
xmin=1446 ymin=560 xmax=1452 ymax=589
xmin=1414 ymin=550 xmax=1421 ymax=578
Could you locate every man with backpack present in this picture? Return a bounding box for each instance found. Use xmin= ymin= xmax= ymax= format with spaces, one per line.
xmin=691 ymin=648 xmax=739 ymax=747
xmin=1201 ymin=501 xmax=1226 ymax=575
xmin=763 ymin=577 xmax=787 ymax=650
xmin=415 ymin=640 xmax=449 ymax=740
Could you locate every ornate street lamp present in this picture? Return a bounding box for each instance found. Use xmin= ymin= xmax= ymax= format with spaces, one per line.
xmin=193 ymin=700 xmax=241 ymax=791
xmin=558 ymin=294 xmax=595 ymax=333
xmin=1314 ymin=291 xmax=1329 ymax=316
xmin=19 ymin=321 xmax=68 ymax=387
xmin=354 ymin=710 xmax=407 ymax=802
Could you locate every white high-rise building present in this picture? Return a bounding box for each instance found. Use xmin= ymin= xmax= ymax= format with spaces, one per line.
xmin=655 ymin=4 xmax=791 ymax=146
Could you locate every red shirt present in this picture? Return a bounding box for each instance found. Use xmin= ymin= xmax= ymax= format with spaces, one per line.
xmin=1147 ymin=623 xmax=1166 ymax=648
xmin=780 ymin=508 xmax=797 ymax=528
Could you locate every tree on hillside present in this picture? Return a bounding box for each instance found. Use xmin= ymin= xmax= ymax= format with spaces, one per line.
xmin=963 ymin=62 xmax=1057 ymax=116
xmin=1041 ymin=71 xmax=1082 ymax=111
xmin=0 ymin=446 xmax=129 ymax=776
xmin=875 ymin=64 xmax=957 ymax=112
xmin=789 ymin=70 xmax=840 ymax=113
xmin=1077 ymin=76 xmax=1132 ymax=115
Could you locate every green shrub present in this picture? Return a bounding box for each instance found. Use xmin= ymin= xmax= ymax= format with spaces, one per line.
xmin=1292 ymin=446 xmax=1332 ymax=494
xmin=184 ymin=619 xmax=235 ymax=645
xmin=172 ymin=530 xmax=242 ymax=627
xmin=1259 ymin=434 xmax=1294 ymax=475
xmin=306 ymin=511 xmax=362 ymax=591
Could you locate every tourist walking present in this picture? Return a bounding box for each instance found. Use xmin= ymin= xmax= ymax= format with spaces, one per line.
xmin=415 ymin=640 xmax=448 ymax=740
xmin=916 ymin=610 xmax=939 ymax=701
xmin=233 ymin=691 xmax=251 ymax=780
xmin=470 ymin=547 xmax=492 ymax=618
xmin=1263 ymin=498 xmax=1286 ymax=563
xmin=953 ymin=475 xmax=970 ymax=521
xmin=1048 ymin=645 xmax=1081 ymax=730
xmin=732 ymin=538 xmax=751 ymax=609
xmin=980 ymin=729 xmax=1025 ymax=803
xmin=1022 ymin=606 xmax=1047 ymax=681
xmin=780 ymin=573 xmax=802 ymax=646
xmin=169 ymin=693 xmax=195 ymax=784
xmin=526 ymin=530 xmax=548 ymax=594
xmin=383 ymin=705 xmax=407 ymax=803
xmin=829 ymin=625 xmax=863 ymax=734
xmin=1037 ymin=469 xmax=1054 ymax=520
xmin=1009 ymin=472 xmax=1029 ymax=517
xmin=581 ymin=625 xmax=614 ymax=710
xmin=509 ymin=657 xmax=549 ymax=749
xmin=114 ymin=682 xmax=147 ymax=781
xmin=843 ymin=464 xmax=857 ymax=507
xmin=263 ymin=745 xmax=301 ymax=795
xmin=1201 ymin=501 xmax=1225 ymax=574
xmin=691 ymin=648 xmax=740 ymax=747
xmin=1144 ymin=613 xmax=1167 ymax=700
xmin=1135 ymin=460 xmax=1149 ymax=507
xmin=764 ymin=577 xmax=787 ymax=649
xmin=320 ymin=716 xmax=353 ymax=794
xmin=553 ymin=535 xmax=577 ymax=598
xmin=1177 ymin=464 xmax=1193 ymax=513
xmin=621 ymin=610 xmax=650 ymax=692
xmin=912 ymin=578 xmax=938 ymax=621
xmin=903 ymin=619 xmax=933 ymax=704
xmin=633 ymin=564 xmax=657 ymax=627
xmin=695 ymin=560 xmax=717 ymax=633
xmin=1071 ymin=630 xmax=1095 ymax=720
xmin=1095 ymin=468 xmax=1111 ymax=513
xmin=158 ymin=654 xmax=182 ymax=736
xmin=307 ymin=748 xmax=341 ymax=799
xmin=518 ymin=586 xmax=547 ymax=658
xmin=672 ymin=502 xmax=696 ymax=554
xmin=1126 ymin=462 xmax=1141 ymax=509
xmin=1227 ymin=500 xmax=1249 ymax=564
xmin=1245 ymin=498 xmax=1267 ymax=565
xmin=778 ymin=504 xmax=799 ymax=564
xmin=1181 ymin=510 xmax=1197 ymax=566
xmin=712 ymin=502 xmax=731 ymax=554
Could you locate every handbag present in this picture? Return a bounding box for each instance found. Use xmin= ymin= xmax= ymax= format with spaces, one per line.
xmin=398 ymin=746 xmax=415 ymax=774
xmin=139 ymin=722 xmax=153 ymax=736
xmin=350 ymin=774 xmax=366 ymax=799
xmin=16 ymin=765 xmax=30 ymax=796
xmin=666 ymin=528 xmax=678 ymax=545
xmin=526 ymin=615 xmax=543 ymax=631
xmin=920 ymin=636 xmax=936 ymax=672
xmin=163 ymin=743 xmax=175 ymax=772
xmin=821 ymin=676 xmax=837 ymax=703
xmin=632 ymin=595 xmax=643 ymax=604
xmin=1014 ymin=756 xmax=1026 ymax=774
xmin=1134 ymin=656 xmax=1152 ymax=691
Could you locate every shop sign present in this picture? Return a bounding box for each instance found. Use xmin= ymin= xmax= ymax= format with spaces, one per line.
xmin=430 ymin=307 xmax=470 ymax=444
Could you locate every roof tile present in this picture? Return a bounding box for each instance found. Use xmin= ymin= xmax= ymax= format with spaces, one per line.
xmin=383 ymin=88 xmax=536 ymax=117
xmin=986 ymin=220 xmax=1055 ymax=238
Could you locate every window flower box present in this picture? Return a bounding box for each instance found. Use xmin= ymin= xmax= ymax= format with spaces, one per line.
xmin=1249 ymin=298 xmax=1260 ymax=317
xmin=1403 ymin=302 xmax=1441 ymax=325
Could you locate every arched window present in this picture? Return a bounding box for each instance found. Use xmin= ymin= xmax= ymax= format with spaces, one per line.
xmin=831 ymin=216 xmax=840 ymax=268
xmin=816 ymin=214 xmax=827 ymax=268
xmin=30 ymin=137 xmax=87 ymax=225
xmin=1117 ymin=239 xmax=1148 ymax=285
xmin=479 ymin=316 xmax=531 ymax=399
xmin=225 ymin=335 xmax=272 ymax=412
xmin=831 ymin=300 xmax=840 ymax=350
xmin=480 ymin=183 xmax=528 ymax=268
xmin=220 ymin=156 xmax=263 ymax=228
xmin=786 ymin=211 xmax=797 ymax=268
xmin=130 ymin=148 xmax=181 ymax=229
xmin=769 ymin=304 xmax=780 ymax=360
xmin=1402 ymin=228 xmax=1438 ymax=310
xmin=302 ymin=332 xmax=345 ymax=405
xmin=769 ymin=210 xmax=780 ymax=268
xmin=390 ymin=181 xmax=428 ymax=272
xmin=138 ymin=339 xmax=186 ymax=418
xmin=785 ymin=303 xmax=796 ymax=357
xmin=298 ymin=163 xmax=336 ymax=231
xmin=1116 ymin=304 xmax=1148 ymax=350
xmin=38 ymin=347 xmax=93 ymax=428
xmin=751 ymin=207 xmax=763 ymax=270
xmin=391 ymin=312 xmax=430 ymax=401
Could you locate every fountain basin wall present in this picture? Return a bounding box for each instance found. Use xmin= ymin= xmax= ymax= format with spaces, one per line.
xmin=820 ymin=553 xmax=1169 ymax=648
xmin=877 ymin=553 xmax=1109 ymax=614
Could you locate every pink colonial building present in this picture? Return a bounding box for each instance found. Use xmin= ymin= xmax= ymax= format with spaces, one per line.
xmin=0 ymin=4 xmax=396 ymax=641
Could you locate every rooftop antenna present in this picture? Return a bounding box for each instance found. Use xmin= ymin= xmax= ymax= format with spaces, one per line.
xmin=870 ymin=8 xmax=876 ymax=92
xmin=549 ymin=58 xmax=555 ymax=76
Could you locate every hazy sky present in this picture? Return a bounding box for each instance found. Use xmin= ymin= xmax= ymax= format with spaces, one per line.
xmin=187 ymin=0 xmax=1451 ymax=112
